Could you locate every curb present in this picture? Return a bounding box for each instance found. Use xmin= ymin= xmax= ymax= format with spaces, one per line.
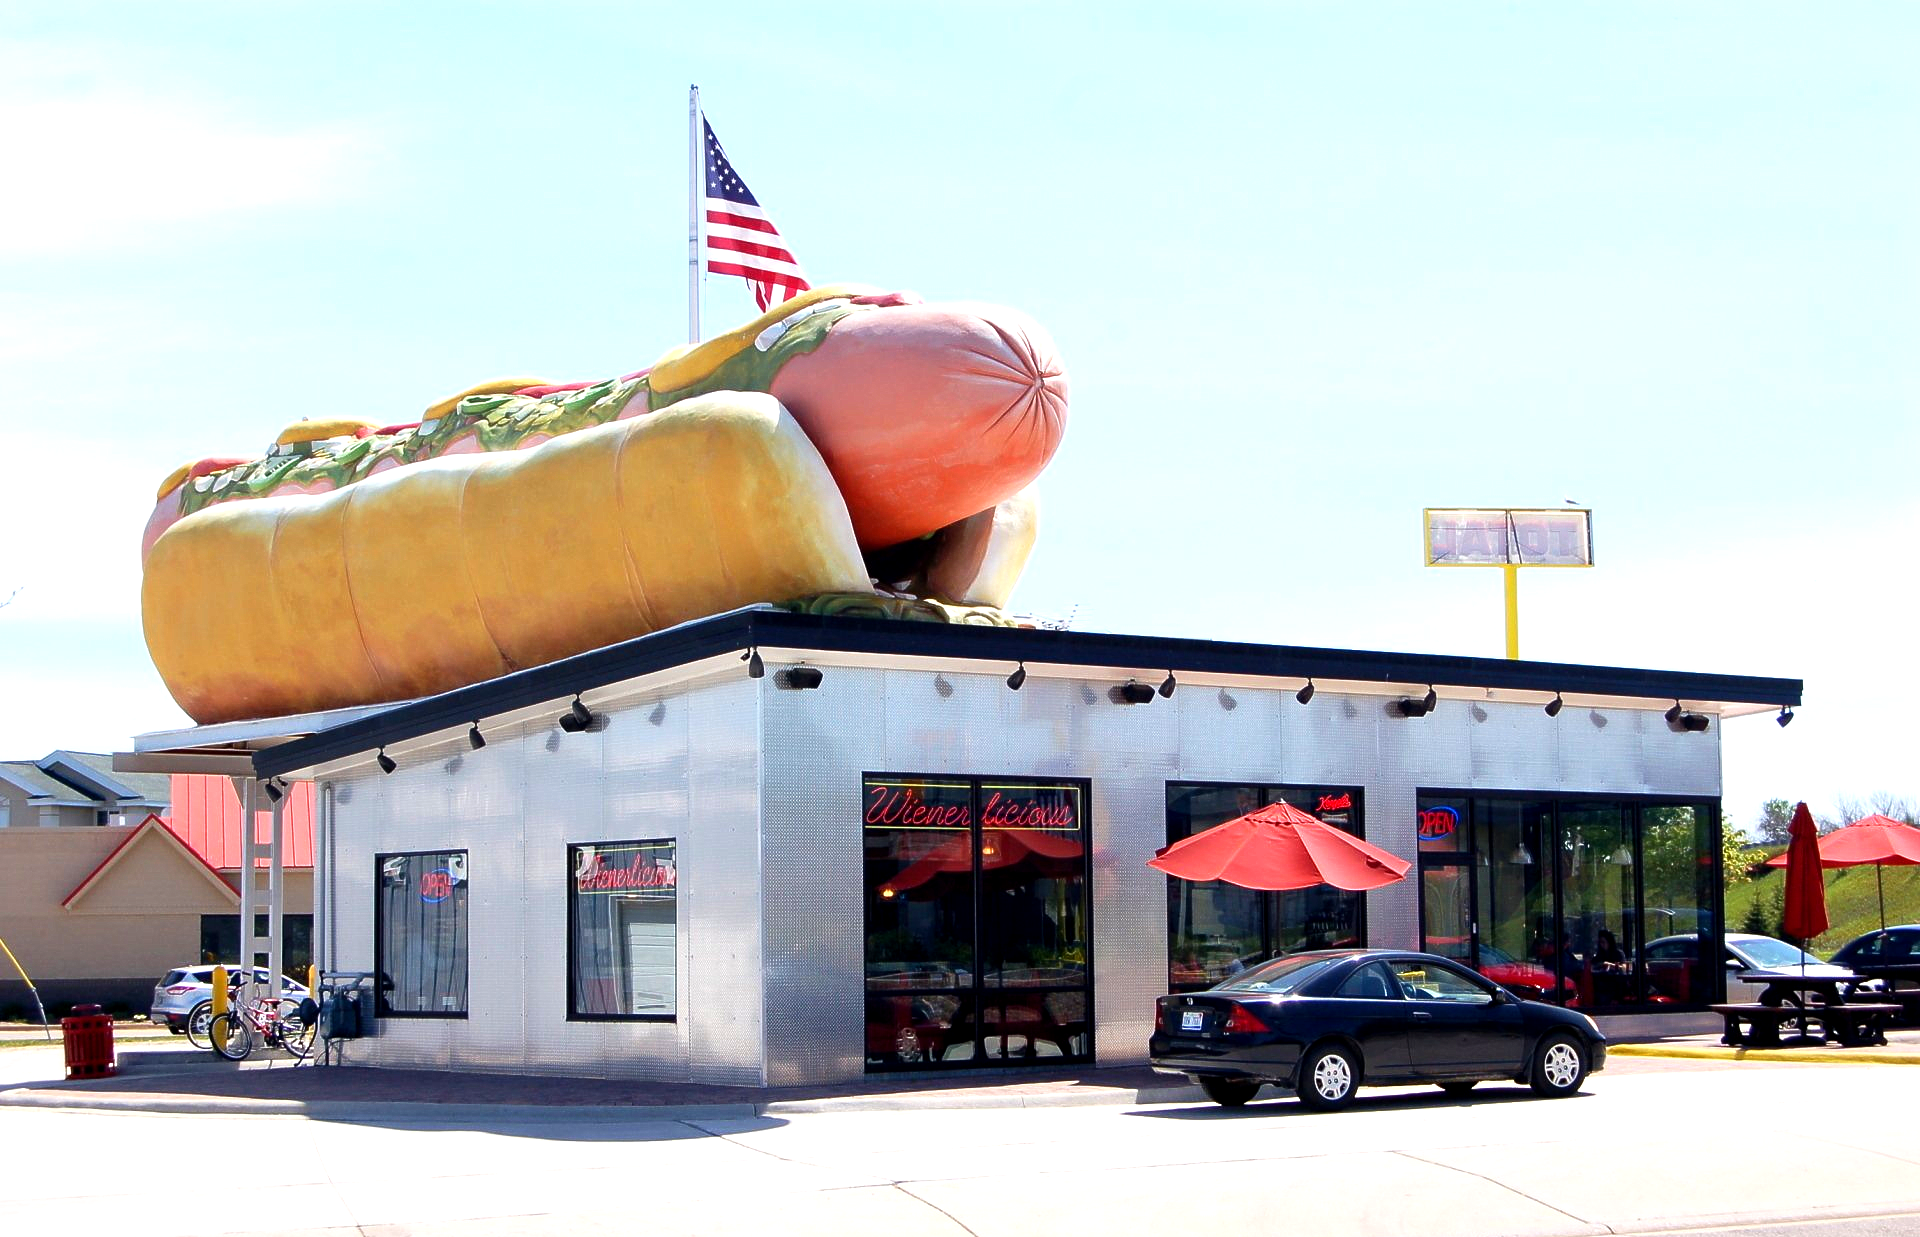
xmin=0 ymin=1081 xmax=1198 ymax=1120
xmin=1610 ymin=1042 xmax=1920 ymax=1066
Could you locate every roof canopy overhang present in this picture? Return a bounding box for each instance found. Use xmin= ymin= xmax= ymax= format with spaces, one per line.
xmin=124 ymin=607 xmax=1803 ymax=783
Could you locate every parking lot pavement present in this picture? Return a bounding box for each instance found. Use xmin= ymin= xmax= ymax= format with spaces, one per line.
xmin=3 ymin=1058 xmax=1920 ymax=1237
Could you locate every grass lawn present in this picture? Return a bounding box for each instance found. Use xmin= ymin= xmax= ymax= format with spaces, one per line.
xmin=1726 ymin=851 xmax=1920 ymax=956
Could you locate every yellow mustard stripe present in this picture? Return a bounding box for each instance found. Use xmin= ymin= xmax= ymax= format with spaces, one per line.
xmin=422 ymin=377 xmax=555 ymax=423
xmin=648 ymin=283 xmax=874 ymax=394
xmin=275 ymin=418 xmax=380 ymax=447
xmin=156 ymin=463 xmax=193 ymax=502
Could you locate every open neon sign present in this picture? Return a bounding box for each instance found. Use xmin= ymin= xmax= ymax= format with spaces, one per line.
xmin=1417 ymin=806 xmax=1459 ymax=841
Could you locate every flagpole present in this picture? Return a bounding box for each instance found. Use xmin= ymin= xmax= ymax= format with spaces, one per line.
xmin=688 ymin=84 xmax=701 ymax=344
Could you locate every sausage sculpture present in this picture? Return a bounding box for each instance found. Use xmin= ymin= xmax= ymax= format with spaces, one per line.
xmin=140 ymin=286 xmax=1068 ymax=724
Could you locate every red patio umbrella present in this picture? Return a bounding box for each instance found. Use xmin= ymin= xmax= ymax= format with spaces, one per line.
xmin=1148 ymin=801 xmax=1411 ymax=892
xmin=1779 ymin=801 xmax=1830 ymax=951
xmin=1766 ymin=812 xmax=1920 ymax=928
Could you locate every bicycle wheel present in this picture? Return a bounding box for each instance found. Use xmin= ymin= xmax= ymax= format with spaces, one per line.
xmin=184 ymin=1001 xmax=216 ymax=1050
xmin=279 ymin=1013 xmax=316 ymax=1059
xmin=209 ymin=1011 xmax=254 ymax=1061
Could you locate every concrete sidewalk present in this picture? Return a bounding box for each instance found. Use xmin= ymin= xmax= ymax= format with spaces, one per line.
xmin=5 ymin=1025 xmax=1919 ymax=1122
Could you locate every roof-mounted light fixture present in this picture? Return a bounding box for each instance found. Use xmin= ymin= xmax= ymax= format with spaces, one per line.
xmin=778 ymin=666 xmax=824 ymax=690
xmin=1118 ymin=681 xmax=1156 ymax=705
xmin=1006 ymin=662 xmax=1027 ymax=691
xmin=1544 ymin=692 xmax=1564 ymax=718
xmin=467 ymin=722 xmax=486 ymax=750
xmin=1158 ymin=672 xmax=1177 ymax=699
xmin=1664 ymin=700 xmax=1684 ymax=725
xmin=1295 ymin=678 xmax=1315 ymax=705
xmin=742 ymin=648 xmax=764 ymax=679
xmin=376 ymin=748 xmax=396 ymax=775
xmin=559 ymin=695 xmax=596 ymax=732
xmin=1397 ymin=686 xmax=1438 ymax=718
xmin=1777 ymin=707 xmax=1794 ymax=728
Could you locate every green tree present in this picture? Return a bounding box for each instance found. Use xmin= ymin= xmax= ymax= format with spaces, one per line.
xmin=1739 ymin=898 xmax=1771 ymax=935
xmin=1753 ymin=799 xmax=1795 ymax=846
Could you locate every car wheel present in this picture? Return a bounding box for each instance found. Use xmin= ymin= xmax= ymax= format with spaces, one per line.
xmin=1198 ymin=1075 xmax=1261 ymax=1108
xmin=1438 ymin=1081 xmax=1478 ymax=1098
xmin=1296 ymin=1043 xmax=1359 ymax=1112
xmin=1529 ymin=1033 xmax=1587 ymax=1098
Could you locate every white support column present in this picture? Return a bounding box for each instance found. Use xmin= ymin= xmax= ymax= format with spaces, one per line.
xmin=238 ymin=778 xmax=258 ymax=1007
xmin=268 ymin=791 xmax=285 ymax=992
xmin=313 ymin=782 xmax=329 ymax=983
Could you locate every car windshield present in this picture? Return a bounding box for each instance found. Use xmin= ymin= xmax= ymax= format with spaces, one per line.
xmin=1216 ymin=954 xmax=1339 ymax=994
xmin=1741 ymin=938 xmax=1821 ymax=968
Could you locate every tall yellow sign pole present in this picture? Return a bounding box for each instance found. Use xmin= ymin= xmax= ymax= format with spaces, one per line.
xmin=1424 ymin=508 xmax=1593 ymax=661
xmin=1504 ymin=563 xmax=1520 ymax=660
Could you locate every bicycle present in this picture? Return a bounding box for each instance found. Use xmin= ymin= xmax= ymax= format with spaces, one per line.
xmin=207 ymin=990 xmax=316 ymax=1061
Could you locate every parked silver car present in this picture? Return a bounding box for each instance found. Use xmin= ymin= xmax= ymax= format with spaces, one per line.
xmin=150 ymin=965 xmax=309 ymax=1037
xmin=1643 ymin=933 xmax=1848 ymax=1003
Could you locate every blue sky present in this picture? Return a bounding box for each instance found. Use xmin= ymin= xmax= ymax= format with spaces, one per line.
xmin=1 ymin=3 xmax=1913 ymax=833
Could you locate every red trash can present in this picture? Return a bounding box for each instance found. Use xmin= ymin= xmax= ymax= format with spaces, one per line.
xmin=62 ymin=1004 xmax=117 ymax=1080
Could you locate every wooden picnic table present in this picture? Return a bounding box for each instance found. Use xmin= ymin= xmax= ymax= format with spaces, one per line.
xmin=1712 ymin=969 xmax=1897 ymax=1047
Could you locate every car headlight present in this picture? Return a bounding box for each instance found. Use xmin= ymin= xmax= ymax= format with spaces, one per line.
xmin=1578 ymin=1011 xmax=1600 ymax=1036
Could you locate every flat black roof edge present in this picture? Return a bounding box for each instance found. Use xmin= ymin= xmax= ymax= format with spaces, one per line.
xmin=252 ymin=608 xmax=1802 ymax=778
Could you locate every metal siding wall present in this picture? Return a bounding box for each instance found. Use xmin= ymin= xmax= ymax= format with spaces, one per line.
xmin=323 ymin=678 xmax=765 ymax=1082
xmin=325 ymin=657 xmax=1723 ymax=1086
xmin=684 ymin=680 xmax=767 ymax=1085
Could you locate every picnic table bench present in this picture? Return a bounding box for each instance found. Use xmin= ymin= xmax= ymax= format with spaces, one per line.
xmin=1710 ymin=1001 xmax=1901 ymax=1047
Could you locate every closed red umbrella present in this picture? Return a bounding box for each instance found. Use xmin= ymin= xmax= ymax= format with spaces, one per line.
xmin=1779 ymin=801 xmax=1830 ymax=948
xmin=1148 ymin=801 xmax=1411 ymax=892
xmin=1765 ymin=812 xmax=1920 ymax=927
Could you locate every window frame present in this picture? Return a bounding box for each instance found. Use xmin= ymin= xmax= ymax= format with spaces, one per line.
xmin=566 ymin=837 xmax=679 ymax=1023
xmin=1163 ymin=780 xmax=1370 ymax=992
xmin=373 ymin=848 xmax=470 ymax=1020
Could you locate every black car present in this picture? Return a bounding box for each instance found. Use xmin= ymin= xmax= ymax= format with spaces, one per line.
xmin=1149 ymin=949 xmax=1607 ymax=1110
xmin=1830 ymin=925 xmax=1920 ymax=989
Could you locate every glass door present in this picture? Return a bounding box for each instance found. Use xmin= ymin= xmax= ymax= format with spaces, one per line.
xmin=977 ymin=781 xmax=1088 ymax=1062
xmin=863 ymin=776 xmax=1091 ymax=1071
xmin=1421 ymin=862 xmax=1476 ymax=965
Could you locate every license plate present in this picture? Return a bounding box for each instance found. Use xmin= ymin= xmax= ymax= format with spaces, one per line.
xmin=1181 ymin=1010 xmax=1205 ymax=1031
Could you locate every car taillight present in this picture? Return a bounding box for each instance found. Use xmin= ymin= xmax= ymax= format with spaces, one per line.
xmin=166 ymin=985 xmax=196 ymax=994
xmin=1155 ymin=997 xmax=1174 ymax=1028
xmin=1224 ymin=1004 xmax=1270 ymax=1034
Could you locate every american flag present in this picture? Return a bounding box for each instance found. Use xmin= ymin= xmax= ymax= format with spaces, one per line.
xmin=702 ymin=118 xmax=809 ymax=311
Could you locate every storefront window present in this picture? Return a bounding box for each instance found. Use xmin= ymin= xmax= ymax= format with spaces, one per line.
xmin=568 ymin=840 xmax=677 ymax=1020
xmin=1166 ymin=783 xmax=1366 ymax=992
xmin=1638 ymin=805 xmax=1717 ymax=1005
xmin=863 ymin=775 xmax=1090 ymax=1070
xmin=375 ymin=850 xmax=469 ymax=1017
xmin=1415 ymin=796 xmax=1721 ymax=1011
xmin=198 ymin=914 xmax=314 ymax=975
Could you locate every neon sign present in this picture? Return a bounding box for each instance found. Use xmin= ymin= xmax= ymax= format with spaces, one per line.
xmin=1417 ymin=807 xmax=1459 ymax=841
xmin=1317 ymin=793 xmax=1353 ymax=813
xmin=573 ymin=842 xmax=677 ymax=895
xmin=864 ymin=779 xmax=1081 ymax=832
xmin=419 ymin=869 xmax=455 ymax=903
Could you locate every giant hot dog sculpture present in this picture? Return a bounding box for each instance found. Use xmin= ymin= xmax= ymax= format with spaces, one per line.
xmin=141 ymin=286 xmax=1068 ymax=724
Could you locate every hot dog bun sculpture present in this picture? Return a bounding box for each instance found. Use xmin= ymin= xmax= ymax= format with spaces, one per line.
xmin=140 ymin=286 xmax=1068 ymax=724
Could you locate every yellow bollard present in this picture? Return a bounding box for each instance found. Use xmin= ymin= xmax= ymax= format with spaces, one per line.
xmin=306 ymin=964 xmax=317 ymax=994
xmin=211 ymin=966 xmax=228 ymax=1020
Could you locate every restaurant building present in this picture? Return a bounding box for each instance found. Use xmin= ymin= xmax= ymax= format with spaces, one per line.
xmin=137 ymin=608 xmax=1799 ymax=1085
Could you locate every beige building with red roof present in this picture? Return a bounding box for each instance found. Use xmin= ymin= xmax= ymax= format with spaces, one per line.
xmin=0 ymin=763 xmax=312 ymax=1018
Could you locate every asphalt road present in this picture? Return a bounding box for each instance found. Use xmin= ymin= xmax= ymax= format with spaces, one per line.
xmin=3 ymin=1057 xmax=1917 ymax=1237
